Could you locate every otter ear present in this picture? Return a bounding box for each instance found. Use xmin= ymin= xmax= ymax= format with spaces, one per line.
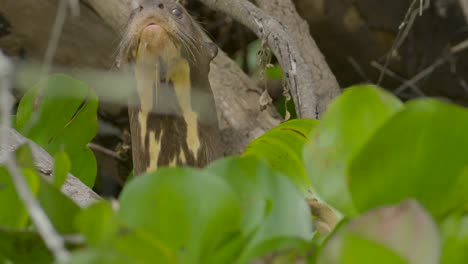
xmin=205 ymin=42 xmax=218 ymax=61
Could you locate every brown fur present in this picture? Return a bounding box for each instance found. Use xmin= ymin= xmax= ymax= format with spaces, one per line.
xmin=120 ymin=0 xmax=221 ymax=175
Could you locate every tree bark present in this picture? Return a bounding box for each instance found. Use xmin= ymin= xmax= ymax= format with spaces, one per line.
xmin=254 ymin=0 xmax=341 ymax=117
xmin=0 ymin=127 xmax=100 ymax=208
xmin=198 ymin=0 xmax=330 ymax=118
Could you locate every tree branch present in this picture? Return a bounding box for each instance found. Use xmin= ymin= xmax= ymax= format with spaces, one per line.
xmin=254 ymin=0 xmax=341 ymax=118
xmin=0 ymin=126 xmax=101 ymax=208
xmin=198 ymin=0 xmax=335 ymax=118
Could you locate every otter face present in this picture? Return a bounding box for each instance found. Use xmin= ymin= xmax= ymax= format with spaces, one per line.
xmin=120 ymin=0 xmax=206 ymax=67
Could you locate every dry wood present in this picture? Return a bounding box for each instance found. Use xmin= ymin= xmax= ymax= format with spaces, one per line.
xmin=254 ymin=0 xmax=341 ymax=117
xmin=0 ymin=127 xmax=101 ymax=208
xmin=198 ymin=0 xmax=329 ymax=118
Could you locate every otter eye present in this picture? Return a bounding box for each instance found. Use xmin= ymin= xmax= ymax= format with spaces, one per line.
xmin=139 ymin=5 xmax=143 ymax=11
xmin=172 ymin=7 xmax=183 ymax=18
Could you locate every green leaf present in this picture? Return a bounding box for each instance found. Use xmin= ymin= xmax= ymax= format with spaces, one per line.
xmin=75 ymin=201 xmax=177 ymax=264
xmin=75 ymin=201 xmax=119 ymax=247
xmin=203 ymin=232 xmax=245 ymax=264
xmin=249 ymin=238 xmax=311 ymax=264
xmin=303 ymin=85 xmax=403 ymax=216
xmin=62 ymin=249 xmax=136 ymax=264
xmin=440 ymin=213 xmax=468 ymax=264
xmin=319 ymin=232 xmax=408 ymax=264
xmin=265 ymin=64 xmax=283 ymax=80
xmin=0 ymin=167 xmax=40 ymax=228
xmin=349 ymin=99 xmax=468 ymax=218
xmin=244 ymin=119 xmax=319 ymax=193
xmin=233 ymin=40 xmax=261 ymax=73
xmin=118 ymin=168 xmax=241 ymax=264
xmin=112 ymin=229 xmax=178 ymax=264
xmin=37 ymin=177 xmax=80 ymax=234
xmin=319 ymin=200 xmax=439 ymax=264
xmin=276 ymin=95 xmax=297 ymax=120
xmin=15 ymin=74 xmax=98 ymax=187
xmin=206 ymin=157 xmax=313 ymax=263
xmin=53 ymin=151 xmax=70 ymax=188
xmin=0 ymin=227 xmax=52 ymax=264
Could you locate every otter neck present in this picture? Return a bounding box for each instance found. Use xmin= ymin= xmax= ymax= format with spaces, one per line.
xmin=129 ymin=43 xmax=204 ymax=175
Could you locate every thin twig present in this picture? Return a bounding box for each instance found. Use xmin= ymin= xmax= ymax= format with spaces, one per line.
xmin=0 ymin=51 xmax=69 ymax=261
xmin=88 ymin=142 xmax=124 ymax=161
xmin=41 ymin=0 xmax=69 ymax=78
xmin=459 ymin=0 xmax=468 ymax=24
xmin=0 ymin=52 xmax=13 ymax=151
xmin=4 ymin=160 xmax=70 ymax=261
xmin=377 ymin=0 xmax=430 ymax=85
xmin=371 ymin=61 xmax=425 ymax=96
xmin=348 ymin=56 xmax=370 ymax=82
xmin=394 ymin=39 xmax=468 ymax=94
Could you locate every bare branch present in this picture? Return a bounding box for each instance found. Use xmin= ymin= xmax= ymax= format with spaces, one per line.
xmin=41 ymin=0 xmax=69 ymax=78
xmin=0 ymin=126 xmax=102 ymax=208
xmin=198 ymin=0 xmax=321 ymax=118
xmin=88 ymin=142 xmax=124 ymax=161
xmin=378 ymin=0 xmax=430 ymax=85
xmin=254 ymin=0 xmax=341 ymax=118
xmin=395 ymin=39 xmax=468 ymax=94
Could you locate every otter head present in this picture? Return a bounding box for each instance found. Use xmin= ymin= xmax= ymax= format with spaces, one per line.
xmin=119 ymin=0 xmax=217 ymax=76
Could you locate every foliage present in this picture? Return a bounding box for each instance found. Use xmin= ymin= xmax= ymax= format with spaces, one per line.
xmin=243 ymin=118 xmax=318 ymax=193
xmin=235 ymin=40 xmax=297 ymax=120
xmin=1 ymin=77 xmax=468 ymax=263
xmin=15 ymin=74 xmax=98 ymax=187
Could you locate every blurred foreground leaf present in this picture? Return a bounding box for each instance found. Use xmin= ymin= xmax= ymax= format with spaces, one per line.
xmin=15 ymin=74 xmax=98 ymax=187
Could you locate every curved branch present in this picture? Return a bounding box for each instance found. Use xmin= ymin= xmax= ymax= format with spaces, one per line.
xmin=198 ymin=0 xmax=332 ymax=118
xmin=0 ymin=126 xmax=101 ymax=208
xmin=254 ymin=0 xmax=341 ymax=117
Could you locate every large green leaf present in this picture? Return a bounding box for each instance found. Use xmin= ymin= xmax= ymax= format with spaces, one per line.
xmin=0 ymin=167 xmax=39 ymax=228
xmin=244 ymin=119 xmax=319 ymax=193
xmin=75 ymin=201 xmax=120 ymax=247
xmin=111 ymin=228 xmax=178 ymax=264
xmin=303 ymin=85 xmax=403 ymax=215
xmin=441 ymin=213 xmax=468 ymax=264
xmin=318 ymin=200 xmax=439 ymax=264
xmin=37 ymin=177 xmax=80 ymax=234
xmin=52 ymin=151 xmax=71 ymax=188
xmin=118 ymin=168 xmax=241 ymax=264
xmin=320 ymin=232 xmax=409 ymax=264
xmin=206 ymin=157 xmax=313 ymax=263
xmin=0 ymin=227 xmax=52 ymax=264
xmin=15 ymin=74 xmax=98 ymax=187
xmin=349 ymin=99 xmax=468 ymax=218
xmin=63 ymin=249 xmax=136 ymax=264
xmin=75 ymin=201 xmax=177 ymax=264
